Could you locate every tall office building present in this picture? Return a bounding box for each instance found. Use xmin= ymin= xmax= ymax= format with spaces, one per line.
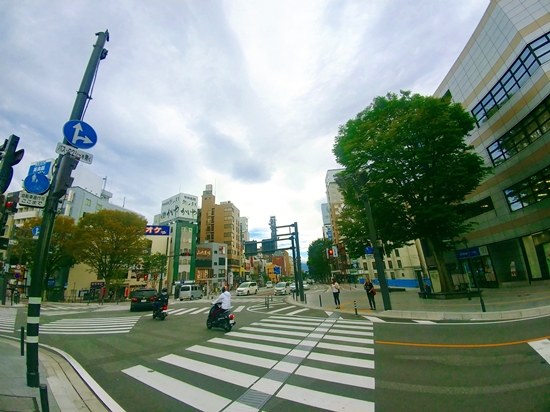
xmin=435 ymin=0 xmax=550 ymax=286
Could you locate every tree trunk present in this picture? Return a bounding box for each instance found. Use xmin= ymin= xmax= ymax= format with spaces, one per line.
xmin=426 ymin=238 xmax=454 ymax=293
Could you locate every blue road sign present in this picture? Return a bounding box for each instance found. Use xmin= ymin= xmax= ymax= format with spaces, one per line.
xmin=365 ymin=246 xmax=373 ymax=255
xmin=273 ymin=266 xmax=281 ymax=275
xmin=23 ymin=173 xmax=51 ymax=195
xmin=63 ymin=120 xmax=97 ymax=149
xmin=32 ymin=226 xmax=40 ymax=237
xmin=28 ymin=159 xmax=53 ymax=177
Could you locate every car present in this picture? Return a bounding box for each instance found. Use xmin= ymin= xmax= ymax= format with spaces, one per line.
xmin=130 ymin=288 xmax=157 ymax=311
xmin=236 ymin=281 xmax=258 ymax=296
xmin=289 ymin=283 xmax=296 ymax=292
xmin=179 ymin=283 xmax=202 ymax=301
xmin=303 ymin=282 xmax=310 ymax=290
xmin=274 ymin=282 xmax=290 ymax=295
xmin=266 ymin=281 xmax=273 ymax=288
xmin=307 ymin=278 xmax=315 ymax=284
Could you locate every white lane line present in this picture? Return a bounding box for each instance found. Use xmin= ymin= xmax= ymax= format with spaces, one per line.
xmin=322 ymin=335 xmax=374 ymax=345
xmin=186 ymin=345 xmax=277 ymax=369
xmin=296 ymin=365 xmax=375 ymax=389
xmin=122 ymin=365 xmax=230 ymax=412
xmin=324 ymin=329 xmax=374 ymax=337
xmin=190 ymin=307 xmax=209 ymax=314
xmin=267 ymin=306 xmax=296 ymax=314
xmin=277 ymin=384 xmax=375 ymax=412
xmin=169 ymin=308 xmax=197 ymax=315
xmin=238 ymin=326 xmax=308 ymax=337
xmin=226 ymin=331 xmax=301 ymax=346
xmin=259 ymin=319 xmax=321 ymax=327
xmin=363 ymin=316 xmax=386 ymax=323
xmin=316 ymin=342 xmax=375 ymax=355
xmin=40 ymin=330 xmax=131 ymax=335
xmin=331 ymin=324 xmax=373 ymax=331
xmin=324 ymin=311 xmax=334 ymax=316
xmin=337 ymin=319 xmax=374 ymax=325
xmin=251 ymin=322 xmax=316 ymax=332
xmin=209 ymin=337 xmax=291 ymax=355
xmin=285 ymin=308 xmax=310 ymax=316
xmin=269 ymin=315 xmax=326 ymax=322
xmin=159 ymin=354 xmax=258 ymax=388
xmin=307 ymin=352 xmax=374 ymax=369
xmin=413 ymin=320 xmax=437 ymax=324
xmin=48 ymin=317 xmax=141 ymax=324
xmin=529 ymin=339 xmax=550 ymax=364
xmin=233 ymin=306 xmax=245 ymax=313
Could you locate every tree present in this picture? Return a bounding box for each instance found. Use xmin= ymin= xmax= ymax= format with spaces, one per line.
xmin=12 ymin=215 xmax=76 ymax=294
xmin=71 ymin=210 xmax=148 ymax=294
xmin=333 ymin=91 xmax=491 ymax=293
xmin=306 ymin=238 xmax=333 ymax=283
xmin=141 ymin=252 xmax=166 ymax=290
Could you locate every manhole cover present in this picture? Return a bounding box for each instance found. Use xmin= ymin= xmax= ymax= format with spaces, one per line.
xmin=0 ymin=394 xmax=39 ymax=412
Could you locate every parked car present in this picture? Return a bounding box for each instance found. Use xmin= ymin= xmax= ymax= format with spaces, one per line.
xmin=303 ymin=282 xmax=310 ymax=290
xmin=266 ymin=281 xmax=273 ymax=288
xmin=130 ymin=288 xmax=158 ymax=311
xmin=274 ymin=282 xmax=290 ymax=295
xmin=307 ymin=278 xmax=315 ymax=284
xmin=236 ymin=281 xmax=258 ymax=296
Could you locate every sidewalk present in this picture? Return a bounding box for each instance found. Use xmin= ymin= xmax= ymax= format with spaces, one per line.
xmin=290 ymin=282 xmax=550 ymax=320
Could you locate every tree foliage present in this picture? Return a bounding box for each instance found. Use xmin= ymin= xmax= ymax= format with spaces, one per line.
xmin=333 ymin=91 xmax=491 ymax=292
xmin=12 ymin=215 xmax=76 ymax=290
xmin=70 ymin=210 xmax=148 ymax=291
xmin=141 ymin=252 xmax=166 ymax=290
xmin=306 ymin=238 xmax=333 ymax=282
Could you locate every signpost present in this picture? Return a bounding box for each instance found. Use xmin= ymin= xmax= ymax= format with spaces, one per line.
xmin=55 ymin=143 xmax=93 ymax=164
xmin=62 ymin=120 xmax=97 ymax=149
xmin=23 ymin=173 xmax=51 ymax=195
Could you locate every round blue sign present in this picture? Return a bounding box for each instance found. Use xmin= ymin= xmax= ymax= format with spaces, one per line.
xmin=23 ymin=173 xmax=50 ymax=195
xmin=63 ymin=120 xmax=97 ymax=149
xmin=32 ymin=226 xmax=40 ymax=237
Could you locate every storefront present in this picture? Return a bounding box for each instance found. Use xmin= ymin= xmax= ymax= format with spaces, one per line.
xmin=456 ymin=246 xmax=499 ymax=288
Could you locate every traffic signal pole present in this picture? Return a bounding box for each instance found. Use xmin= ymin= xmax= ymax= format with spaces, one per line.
xmin=26 ymin=30 xmax=109 ymax=388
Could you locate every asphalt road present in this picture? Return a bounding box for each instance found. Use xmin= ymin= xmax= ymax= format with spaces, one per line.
xmin=7 ymin=289 xmax=550 ymax=411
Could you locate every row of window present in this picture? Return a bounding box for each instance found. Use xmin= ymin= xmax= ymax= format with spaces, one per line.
xmin=472 ymin=31 xmax=550 ymax=126
xmin=504 ymin=164 xmax=550 ymax=211
xmin=488 ymin=92 xmax=550 ymax=166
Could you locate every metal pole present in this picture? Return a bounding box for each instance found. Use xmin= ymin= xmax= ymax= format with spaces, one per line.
xmin=26 ymin=30 xmax=109 ymax=388
xmin=293 ymin=223 xmax=305 ymax=302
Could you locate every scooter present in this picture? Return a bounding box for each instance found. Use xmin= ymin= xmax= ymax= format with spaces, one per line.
xmin=207 ymin=302 xmax=235 ymax=332
xmin=152 ymin=302 xmax=168 ymax=321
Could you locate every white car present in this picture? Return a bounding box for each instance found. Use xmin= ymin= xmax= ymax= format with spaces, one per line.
xmin=266 ymin=281 xmax=273 ymax=288
xmin=289 ymin=283 xmax=296 ymax=292
xmin=303 ymin=282 xmax=310 ymax=290
xmin=274 ymin=282 xmax=290 ymax=295
xmin=236 ymin=281 xmax=258 ymax=296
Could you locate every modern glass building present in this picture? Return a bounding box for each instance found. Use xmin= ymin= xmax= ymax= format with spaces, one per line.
xmin=435 ymin=0 xmax=550 ymax=286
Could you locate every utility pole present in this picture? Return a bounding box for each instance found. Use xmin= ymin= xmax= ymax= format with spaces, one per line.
xmin=26 ymin=30 xmax=109 ymax=388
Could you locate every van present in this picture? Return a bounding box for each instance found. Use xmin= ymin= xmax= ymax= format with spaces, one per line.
xmin=236 ymin=282 xmax=258 ymax=296
xmin=179 ymin=284 xmax=203 ymax=301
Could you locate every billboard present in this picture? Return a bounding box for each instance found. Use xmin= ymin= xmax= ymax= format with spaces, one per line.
xmin=160 ymin=192 xmax=198 ymax=224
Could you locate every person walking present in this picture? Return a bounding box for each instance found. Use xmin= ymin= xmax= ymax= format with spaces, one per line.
xmin=331 ymin=279 xmax=341 ymax=309
xmin=364 ymin=277 xmax=376 ymax=310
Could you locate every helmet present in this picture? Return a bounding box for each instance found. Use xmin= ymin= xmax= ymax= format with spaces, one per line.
xmin=162 ymin=287 xmax=168 ymax=293
xmin=221 ymin=286 xmax=226 ymax=293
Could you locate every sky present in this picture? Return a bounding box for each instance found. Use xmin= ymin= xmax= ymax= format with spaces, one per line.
xmin=0 ymin=0 xmax=490 ymax=262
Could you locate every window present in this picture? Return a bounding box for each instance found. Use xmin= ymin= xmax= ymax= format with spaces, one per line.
xmin=397 ymin=260 xmax=403 ymax=268
xmin=394 ymin=249 xmax=400 ymax=258
xmin=224 ymin=232 xmax=232 ymax=238
xmin=487 ymin=93 xmax=550 ymax=166
xmin=504 ymin=165 xmax=550 ymax=211
xmin=471 ymin=32 xmax=550 ymax=126
xmin=85 ymin=198 xmax=91 ymax=206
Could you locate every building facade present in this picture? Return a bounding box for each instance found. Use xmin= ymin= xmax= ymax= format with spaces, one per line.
xmin=435 ymin=0 xmax=550 ymax=287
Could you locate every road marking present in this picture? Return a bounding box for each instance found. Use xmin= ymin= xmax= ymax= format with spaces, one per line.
xmin=363 ymin=316 xmax=386 ymax=322
xmin=233 ymin=305 xmax=245 ymax=312
xmin=413 ymin=320 xmax=437 ymax=324
xmin=325 ymin=329 xmax=374 ymax=337
xmin=186 ymin=345 xmax=277 ymax=369
xmin=295 ymin=365 xmax=375 ymax=389
xmin=277 ymin=384 xmax=375 ymax=412
xmin=307 ymin=352 xmax=375 ymax=369
xmin=251 ymin=322 xmax=316 ymax=331
xmin=267 ymin=306 xmax=296 ymax=314
xmin=209 ymin=337 xmax=291 ymax=355
xmin=239 ymin=326 xmax=308 ymax=337
xmin=316 ymin=342 xmax=375 ymax=355
xmin=528 ymin=339 xmax=550 ymax=364
xmin=376 ymin=334 xmax=550 ymax=348
xmin=259 ymin=318 xmax=322 ymax=326
xmin=169 ymin=307 xmax=198 ymax=315
xmin=323 ymin=334 xmax=374 ymax=345
xmin=159 ymin=354 xmax=258 ymax=388
xmin=285 ymin=308 xmax=310 ymax=316
xmin=122 ymin=365 xmax=231 ymax=412
xmin=226 ymin=331 xmax=302 ymax=345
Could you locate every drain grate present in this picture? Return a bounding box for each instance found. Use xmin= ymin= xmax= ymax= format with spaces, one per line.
xmin=0 ymin=394 xmax=39 ymax=412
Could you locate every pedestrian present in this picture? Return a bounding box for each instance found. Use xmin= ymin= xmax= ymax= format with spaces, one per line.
xmin=331 ymin=278 xmax=341 ymax=309
xmin=424 ymin=283 xmax=432 ymax=294
xmin=364 ymin=277 xmax=376 ymax=310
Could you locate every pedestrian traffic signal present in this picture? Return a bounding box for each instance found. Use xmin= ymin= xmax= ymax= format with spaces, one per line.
xmin=0 ymin=135 xmax=24 ymax=194
xmin=327 ymin=248 xmax=334 ymax=258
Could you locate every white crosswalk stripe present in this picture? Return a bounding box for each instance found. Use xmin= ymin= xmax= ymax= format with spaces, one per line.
xmin=122 ymin=314 xmax=376 ymax=411
xmin=40 ymin=316 xmax=141 ymax=334
xmin=0 ymin=308 xmax=17 ymax=334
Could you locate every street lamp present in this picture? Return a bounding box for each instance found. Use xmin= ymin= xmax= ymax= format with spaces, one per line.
xmin=335 ymin=171 xmax=392 ymax=311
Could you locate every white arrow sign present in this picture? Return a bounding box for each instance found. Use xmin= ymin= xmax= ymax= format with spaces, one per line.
xmin=71 ymin=122 xmax=93 ymax=146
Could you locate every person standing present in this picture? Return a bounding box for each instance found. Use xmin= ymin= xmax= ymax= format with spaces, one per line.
xmin=331 ymin=279 xmax=341 ymax=309
xmin=364 ymin=277 xmax=376 ymax=310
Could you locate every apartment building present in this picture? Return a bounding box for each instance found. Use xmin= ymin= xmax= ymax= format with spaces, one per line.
xmin=434 ymin=0 xmax=550 ymax=286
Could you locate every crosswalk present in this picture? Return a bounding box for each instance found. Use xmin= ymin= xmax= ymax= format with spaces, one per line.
xmin=39 ymin=316 xmax=141 ymax=335
xmin=0 ymin=308 xmax=17 ymax=334
xmin=122 ymin=314 xmax=376 ymax=411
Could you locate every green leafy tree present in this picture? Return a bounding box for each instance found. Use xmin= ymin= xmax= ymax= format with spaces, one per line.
xmin=12 ymin=215 xmax=76 ymax=295
xmin=141 ymin=252 xmax=166 ymax=290
xmin=306 ymin=238 xmax=333 ymax=283
xmin=333 ymin=91 xmax=491 ymax=293
xmin=70 ymin=210 xmax=148 ymax=294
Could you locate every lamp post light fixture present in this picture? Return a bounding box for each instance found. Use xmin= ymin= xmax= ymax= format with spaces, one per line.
xmin=335 ymin=171 xmax=392 ymax=311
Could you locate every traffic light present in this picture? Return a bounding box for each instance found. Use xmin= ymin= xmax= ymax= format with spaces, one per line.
xmin=0 ymin=135 xmax=25 ymax=194
xmin=52 ymin=155 xmax=78 ymax=198
xmin=327 ymin=248 xmax=334 ymax=259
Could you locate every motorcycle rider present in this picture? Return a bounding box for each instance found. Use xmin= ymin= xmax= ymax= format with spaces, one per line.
xmin=211 ymin=286 xmax=231 ymax=321
xmin=154 ymin=287 xmax=169 ymax=313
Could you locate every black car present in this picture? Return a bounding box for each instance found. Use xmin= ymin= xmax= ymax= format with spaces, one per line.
xmin=130 ymin=288 xmax=157 ymax=311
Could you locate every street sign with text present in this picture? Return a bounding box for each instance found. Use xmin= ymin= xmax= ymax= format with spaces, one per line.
xmin=56 ymin=142 xmax=93 ymax=164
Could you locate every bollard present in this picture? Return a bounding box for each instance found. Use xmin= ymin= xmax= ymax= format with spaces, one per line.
xmin=39 ymin=384 xmax=50 ymax=412
xmin=20 ymin=327 xmax=24 ymax=356
xmin=354 ymin=300 xmax=358 ymax=316
xmin=319 ymin=295 xmax=322 ymax=307
xmin=467 ymin=289 xmax=471 ymax=301
xmin=304 ymin=294 xmax=307 ymax=304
